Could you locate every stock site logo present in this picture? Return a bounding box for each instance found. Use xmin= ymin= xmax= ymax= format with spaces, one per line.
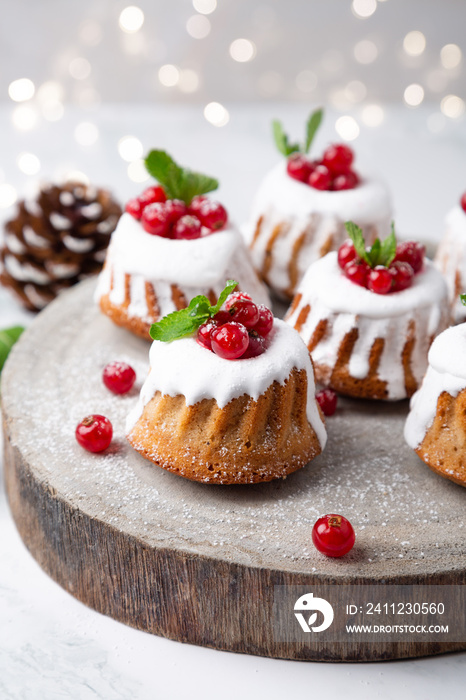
xmin=294 ymin=593 xmax=334 ymax=633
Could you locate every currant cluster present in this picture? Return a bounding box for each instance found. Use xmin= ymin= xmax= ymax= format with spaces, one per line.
xmin=125 ymin=186 xmax=228 ymax=240
xmin=461 ymin=191 xmax=466 ymax=213
xmin=338 ymin=239 xmax=425 ymax=295
xmin=287 ymin=144 xmax=359 ymax=191
xmin=196 ymin=292 xmax=274 ymax=360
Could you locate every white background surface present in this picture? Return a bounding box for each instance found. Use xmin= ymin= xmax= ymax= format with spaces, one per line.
xmin=1 ymin=103 xmax=466 ymax=698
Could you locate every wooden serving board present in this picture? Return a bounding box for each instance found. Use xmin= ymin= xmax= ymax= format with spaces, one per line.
xmin=2 ymin=279 xmax=466 ymax=662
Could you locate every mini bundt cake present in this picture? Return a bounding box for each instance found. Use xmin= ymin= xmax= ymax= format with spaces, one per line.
xmin=126 ymin=284 xmax=327 ymax=484
xmin=96 ymin=150 xmax=269 ymax=339
xmin=434 ymin=191 xmax=466 ymax=323
xmin=244 ymin=109 xmax=392 ymax=300
xmin=405 ymin=322 xmax=466 ymax=487
xmin=286 ymin=223 xmax=449 ymax=401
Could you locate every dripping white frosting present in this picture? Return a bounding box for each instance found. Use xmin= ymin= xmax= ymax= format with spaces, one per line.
xmin=286 ymin=252 xmax=449 ymax=400
xmin=434 ymin=205 xmax=466 ymax=323
xmin=126 ymin=318 xmax=327 ymax=449
xmin=404 ymin=324 xmax=466 ymax=448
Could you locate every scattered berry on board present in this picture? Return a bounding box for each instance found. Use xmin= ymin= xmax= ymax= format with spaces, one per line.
xmin=461 ymin=191 xmax=466 ymax=214
xmin=102 ymin=361 xmax=136 ymax=395
xmin=316 ymin=388 xmax=338 ymax=417
xmin=75 ymin=414 xmax=113 ymax=453
xmin=312 ymin=514 xmax=356 ymax=557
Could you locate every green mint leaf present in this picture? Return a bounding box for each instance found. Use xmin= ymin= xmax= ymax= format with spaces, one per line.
xmin=0 ymin=326 xmax=24 ymax=372
xmin=304 ymin=108 xmax=323 ymax=154
xmin=367 ymin=238 xmax=381 ymax=267
xmin=144 ymin=150 xmax=218 ymax=205
xmin=461 ymin=294 xmax=466 ymax=307
xmin=272 ymin=120 xmax=300 ymax=157
xmin=345 ymin=221 xmax=369 ymax=265
xmin=187 ymin=294 xmax=211 ymax=318
xmin=379 ymin=222 xmax=397 ymax=268
xmin=210 ymin=279 xmax=238 ymax=315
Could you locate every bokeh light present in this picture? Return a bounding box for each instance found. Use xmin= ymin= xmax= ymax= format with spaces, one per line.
xmin=158 ymin=64 xmax=180 ymax=87
xmin=204 ymin=102 xmax=230 ymax=127
xmin=440 ymin=44 xmax=462 ymax=69
xmin=441 ymin=94 xmax=465 ymax=119
xmin=128 ymin=159 xmax=150 ymax=183
xmin=11 ymin=105 xmax=38 ymax=130
xmin=229 ymin=39 xmax=256 ymax=63
xmin=352 ymin=0 xmax=377 ymax=20
xmin=17 ymin=153 xmax=41 ymax=175
xmin=353 ymin=40 xmax=378 ymax=64
xmin=8 ymin=78 xmax=35 ymax=102
xmin=0 ymin=184 xmax=18 ymax=209
xmin=118 ymin=136 xmax=143 ymax=162
xmin=178 ymin=69 xmax=200 ymax=93
xmin=69 ymin=57 xmax=92 ymax=80
xmin=186 ymin=15 xmax=211 ymax=39
xmin=74 ymin=122 xmax=99 ymax=146
xmin=403 ymin=31 xmax=426 ymax=57
xmin=119 ymin=6 xmax=144 ymax=33
xmin=403 ymin=83 xmax=424 ymax=107
xmin=335 ymin=116 xmax=360 ymax=141
xmin=361 ymin=104 xmax=384 ymax=127
xmin=192 ymin=0 xmax=217 ymax=14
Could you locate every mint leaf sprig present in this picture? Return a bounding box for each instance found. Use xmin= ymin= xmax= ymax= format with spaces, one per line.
xmin=0 ymin=326 xmax=24 ymax=373
xmin=460 ymin=294 xmax=466 ymax=307
xmin=150 ymin=280 xmax=238 ymax=342
xmin=144 ymin=150 xmax=219 ymax=206
xmin=272 ymin=108 xmax=323 ymax=158
xmin=345 ymin=221 xmax=397 ymax=269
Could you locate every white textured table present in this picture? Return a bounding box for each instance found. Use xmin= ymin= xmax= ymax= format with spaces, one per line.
xmin=1 ymin=104 xmax=466 ymax=697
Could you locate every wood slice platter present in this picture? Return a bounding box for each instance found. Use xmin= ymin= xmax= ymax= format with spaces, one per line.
xmin=2 ymin=278 xmax=466 ymax=662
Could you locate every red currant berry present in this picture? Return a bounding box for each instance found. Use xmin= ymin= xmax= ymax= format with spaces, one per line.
xmin=286 ymin=154 xmax=314 ymax=183
xmin=312 ymin=514 xmax=355 ymax=557
xmin=316 ymin=388 xmax=338 ymax=417
xmin=138 ymin=185 xmax=167 ymax=207
xmin=224 ymin=298 xmax=259 ymax=330
xmin=213 ymin=309 xmax=232 ymax=325
xmin=224 ymin=291 xmax=252 ymax=306
xmin=461 ymin=192 xmax=466 ymax=214
xmin=141 ymin=203 xmax=172 ymax=237
xmin=172 ymin=215 xmax=202 ymax=240
xmin=188 ymin=195 xmax=208 ymax=214
xmin=242 ymin=331 xmax=266 ymax=359
xmin=337 ymin=240 xmax=357 ymax=270
xmin=332 ymin=171 xmax=359 ymax=191
xmin=125 ymin=198 xmax=144 ymax=219
xmin=196 ymin=319 xmax=218 ymax=351
xmin=322 ymin=144 xmax=354 ymax=175
xmin=394 ymin=241 xmax=425 ymax=274
xmin=211 ymin=322 xmax=249 ymax=360
xmin=389 ymin=261 xmax=414 ymax=292
xmin=196 ymin=200 xmax=228 ymax=231
xmin=254 ymin=304 xmax=274 ymax=337
xmin=75 ymin=414 xmax=113 ymax=453
xmin=367 ymin=266 xmax=393 ymax=294
xmin=164 ymin=199 xmax=188 ymax=224
xmin=102 ymin=361 xmax=136 ymax=394
xmin=344 ymin=259 xmax=369 ymax=287
xmin=308 ymin=164 xmax=331 ymax=191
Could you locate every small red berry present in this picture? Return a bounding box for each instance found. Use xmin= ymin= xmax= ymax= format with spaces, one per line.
xmin=138 ymin=185 xmax=167 ymax=207
xmin=286 ymin=154 xmax=314 ymax=183
xmin=337 ymin=240 xmax=357 ymax=270
xmin=316 ymin=388 xmax=338 ymax=417
xmin=213 ymin=309 xmax=232 ymax=325
xmin=461 ymin=192 xmax=466 ymax=214
xmin=224 ymin=291 xmax=252 ymax=306
xmin=368 ymin=266 xmax=393 ymax=294
xmin=394 ymin=241 xmax=425 ymax=274
xmin=125 ymin=198 xmax=144 ymax=219
xmin=196 ymin=200 xmax=228 ymax=231
xmin=312 ymin=514 xmax=355 ymax=557
xmin=141 ymin=203 xmax=172 ymax=237
xmin=188 ymin=195 xmax=208 ymax=214
xmin=172 ymin=215 xmax=202 ymax=240
xmin=308 ymin=164 xmax=332 ymax=191
xmin=344 ymin=259 xmax=369 ymax=287
xmin=389 ymin=261 xmax=414 ymax=292
xmin=242 ymin=331 xmax=266 ymax=359
xmin=211 ymin=322 xmax=249 ymax=360
xmin=224 ymin=298 xmax=259 ymax=330
xmin=103 ymin=361 xmax=136 ymax=394
xmin=196 ymin=319 xmax=218 ymax=351
xmin=75 ymin=414 xmax=113 ymax=453
xmin=254 ymin=304 xmax=274 ymax=337
xmin=164 ymin=199 xmax=188 ymax=224
xmin=322 ymin=144 xmax=354 ymax=175
xmin=332 ymin=171 xmax=359 ymax=191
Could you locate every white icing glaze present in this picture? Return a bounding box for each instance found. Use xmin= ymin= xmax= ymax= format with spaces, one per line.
xmin=286 ymin=252 xmax=449 ymax=400
xmin=434 ymin=205 xmax=466 ymax=323
xmin=126 ymin=318 xmax=327 ymax=449
xmin=244 ymin=161 xmax=392 ymax=296
xmin=62 ymin=235 xmax=95 ymax=253
xmin=404 ymin=324 xmax=466 ymax=448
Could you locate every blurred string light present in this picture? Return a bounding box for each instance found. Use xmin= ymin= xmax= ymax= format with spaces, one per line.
xmin=403 ymin=31 xmax=426 ymax=57
xmin=186 ymin=15 xmax=211 ymax=39
xmin=352 ymin=0 xmax=377 ymax=20
xmin=17 ymin=153 xmax=41 ymax=175
xmin=441 ymin=95 xmax=465 ymax=119
xmin=74 ymin=122 xmax=99 ymax=146
xmin=344 ymin=80 xmax=367 ymax=103
xmin=158 ymin=64 xmax=180 ymax=87
xmin=353 ymin=39 xmax=378 ymax=64
xmin=119 ymin=6 xmax=144 ymax=33
xmin=69 ymin=57 xmax=92 ymax=80
xmin=118 ymin=136 xmax=143 ymax=161
xmin=12 ymin=105 xmax=38 ymax=130
xmin=204 ymin=102 xmax=229 ymax=127
xmin=178 ymin=69 xmax=200 ymax=93
xmin=8 ymin=78 xmax=35 ymax=102
xmin=361 ymin=104 xmax=384 ymax=127
xmin=0 ymin=184 xmax=17 ymax=209
xmin=295 ymin=70 xmax=318 ymax=93
xmin=440 ymin=44 xmax=462 ymax=69
xmin=335 ymin=116 xmax=360 ymax=141
xmin=404 ymin=83 xmax=424 ymax=107
xmin=229 ymin=38 xmax=256 ymax=62
xmin=192 ymin=0 xmax=217 ymax=14
xmin=128 ymin=159 xmax=150 ymax=183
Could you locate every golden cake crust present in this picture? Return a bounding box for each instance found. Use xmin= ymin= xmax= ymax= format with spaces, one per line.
xmin=414 ymin=389 xmax=466 ymax=487
xmin=127 ymin=368 xmax=323 ymax=484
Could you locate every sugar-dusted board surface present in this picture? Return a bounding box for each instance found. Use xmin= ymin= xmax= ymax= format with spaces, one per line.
xmin=2 ymin=278 xmax=466 ymax=662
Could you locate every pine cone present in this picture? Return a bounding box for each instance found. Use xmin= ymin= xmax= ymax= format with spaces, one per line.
xmin=1 ymin=181 xmax=122 ymax=311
